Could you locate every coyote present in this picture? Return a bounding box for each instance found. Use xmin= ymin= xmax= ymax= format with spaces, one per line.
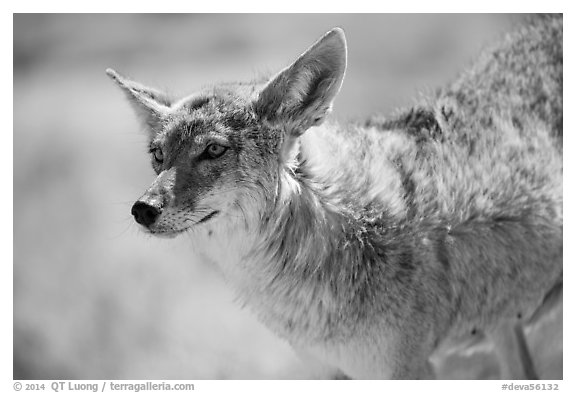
xmin=107 ymin=15 xmax=562 ymax=379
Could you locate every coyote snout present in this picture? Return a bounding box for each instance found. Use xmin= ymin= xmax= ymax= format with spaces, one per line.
xmin=131 ymin=164 xmax=223 ymax=235
xmin=131 ymin=171 xmax=174 ymax=227
xmin=109 ymin=16 xmax=562 ymax=379
xmin=131 ymin=166 xmax=176 ymax=229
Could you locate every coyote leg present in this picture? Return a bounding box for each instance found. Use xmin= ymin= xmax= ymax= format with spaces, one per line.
xmin=489 ymin=320 xmax=538 ymax=379
xmin=513 ymin=323 xmax=539 ymax=380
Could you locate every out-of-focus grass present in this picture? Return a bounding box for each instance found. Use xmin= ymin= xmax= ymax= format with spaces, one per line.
xmin=13 ymin=14 xmax=561 ymax=379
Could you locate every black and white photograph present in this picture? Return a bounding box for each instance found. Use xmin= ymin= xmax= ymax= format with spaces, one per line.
xmin=13 ymin=13 xmax=563 ymax=382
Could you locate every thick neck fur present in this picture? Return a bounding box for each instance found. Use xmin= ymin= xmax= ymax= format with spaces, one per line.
xmin=246 ymin=174 xmax=364 ymax=343
xmin=221 ymin=127 xmax=404 ymax=345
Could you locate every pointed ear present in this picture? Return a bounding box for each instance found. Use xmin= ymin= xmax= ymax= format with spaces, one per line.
xmin=254 ymin=28 xmax=347 ymax=136
xmin=106 ymin=68 xmax=171 ymax=133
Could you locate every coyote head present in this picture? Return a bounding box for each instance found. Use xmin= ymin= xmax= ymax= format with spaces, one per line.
xmin=108 ymin=28 xmax=346 ymax=237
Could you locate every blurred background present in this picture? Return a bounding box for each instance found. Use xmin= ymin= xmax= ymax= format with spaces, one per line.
xmin=13 ymin=14 xmax=562 ymax=379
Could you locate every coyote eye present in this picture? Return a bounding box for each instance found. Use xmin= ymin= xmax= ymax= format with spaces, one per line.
xmin=205 ymin=143 xmax=228 ymax=159
xmin=151 ymin=147 xmax=164 ymax=163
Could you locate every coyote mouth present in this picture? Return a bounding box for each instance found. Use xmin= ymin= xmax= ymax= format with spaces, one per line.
xmin=146 ymin=211 xmax=220 ymax=238
xmin=197 ymin=210 xmax=219 ymax=224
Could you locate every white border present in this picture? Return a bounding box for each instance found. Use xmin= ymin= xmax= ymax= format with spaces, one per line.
xmin=7 ymin=6 xmax=573 ymax=392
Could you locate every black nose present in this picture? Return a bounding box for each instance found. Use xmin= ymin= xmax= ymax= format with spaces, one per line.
xmin=131 ymin=201 xmax=161 ymax=226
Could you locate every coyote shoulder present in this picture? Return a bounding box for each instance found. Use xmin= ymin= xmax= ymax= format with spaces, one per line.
xmin=108 ymin=15 xmax=562 ymax=379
